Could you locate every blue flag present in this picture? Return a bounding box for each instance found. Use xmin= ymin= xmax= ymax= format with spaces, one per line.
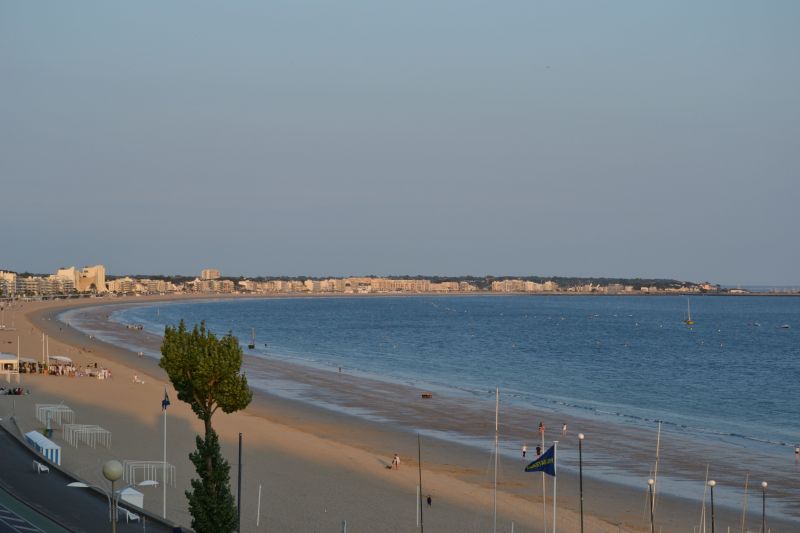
xmin=162 ymin=389 xmax=170 ymax=411
xmin=525 ymin=445 xmax=556 ymax=476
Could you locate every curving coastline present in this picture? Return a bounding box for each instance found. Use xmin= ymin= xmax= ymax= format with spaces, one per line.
xmin=1 ymin=294 xmax=797 ymax=532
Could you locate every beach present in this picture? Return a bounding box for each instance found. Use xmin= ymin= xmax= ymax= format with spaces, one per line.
xmin=1 ymin=295 xmax=797 ymax=532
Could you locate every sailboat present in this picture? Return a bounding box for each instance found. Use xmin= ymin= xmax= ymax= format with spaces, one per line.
xmin=248 ymin=328 xmax=256 ymax=350
xmin=684 ymin=299 xmax=695 ymax=325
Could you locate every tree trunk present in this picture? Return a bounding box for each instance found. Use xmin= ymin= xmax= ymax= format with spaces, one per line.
xmin=204 ymin=417 xmax=213 ymax=476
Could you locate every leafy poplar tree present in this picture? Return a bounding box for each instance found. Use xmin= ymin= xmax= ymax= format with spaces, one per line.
xmin=160 ymin=320 xmax=252 ymax=533
xmin=186 ymin=430 xmax=237 ymax=532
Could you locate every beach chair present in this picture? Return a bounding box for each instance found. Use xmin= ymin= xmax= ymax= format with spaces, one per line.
xmin=32 ymin=460 xmax=50 ymax=473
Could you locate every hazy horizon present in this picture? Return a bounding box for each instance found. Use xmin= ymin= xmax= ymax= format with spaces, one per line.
xmin=2 ymin=1 xmax=798 ymax=286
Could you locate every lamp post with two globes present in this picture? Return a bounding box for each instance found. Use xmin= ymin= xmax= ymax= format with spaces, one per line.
xmin=67 ymin=459 xmax=156 ymax=533
xmin=103 ymin=460 xmax=124 ymax=533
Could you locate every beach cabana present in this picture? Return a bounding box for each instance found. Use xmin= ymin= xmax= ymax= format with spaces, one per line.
xmin=35 ymin=404 xmax=75 ymax=426
xmin=0 ymin=352 xmax=19 ymax=383
xmin=25 ymin=431 xmax=61 ymax=465
xmin=123 ymin=460 xmax=176 ymax=487
xmin=62 ymin=424 xmax=111 ymax=448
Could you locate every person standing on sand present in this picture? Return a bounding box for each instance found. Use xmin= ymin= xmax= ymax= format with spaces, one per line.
xmin=522 ymin=444 xmax=527 ymax=458
xmin=427 ymin=495 xmax=432 ymax=507
xmin=393 ymin=453 xmax=400 ymax=469
xmin=562 ymin=423 xmax=567 ymax=435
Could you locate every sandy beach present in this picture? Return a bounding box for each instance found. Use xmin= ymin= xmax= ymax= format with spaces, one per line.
xmin=1 ymin=295 xmax=796 ymax=532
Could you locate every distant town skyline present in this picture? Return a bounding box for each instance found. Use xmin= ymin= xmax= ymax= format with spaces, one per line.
xmin=7 ymin=263 xmax=756 ymax=298
xmin=2 ymin=2 xmax=798 ymax=286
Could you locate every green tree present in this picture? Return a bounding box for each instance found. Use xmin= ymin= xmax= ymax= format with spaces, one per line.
xmin=159 ymin=320 xmax=252 ymax=532
xmin=160 ymin=320 xmax=252 ymax=442
xmin=186 ymin=430 xmax=237 ymax=533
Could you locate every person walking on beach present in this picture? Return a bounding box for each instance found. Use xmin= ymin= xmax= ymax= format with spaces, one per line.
xmin=522 ymin=444 xmax=527 ymax=458
xmin=427 ymin=495 xmax=432 ymax=507
xmin=562 ymin=423 xmax=568 ymax=435
xmin=392 ymin=453 xmax=400 ymax=469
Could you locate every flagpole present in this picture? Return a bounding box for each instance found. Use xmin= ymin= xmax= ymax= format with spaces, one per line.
xmin=653 ymin=421 xmax=661 ymax=513
xmin=740 ymin=472 xmax=749 ymax=533
xmin=541 ymin=425 xmax=547 ymax=533
xmin=163 ymin=392 xmax=167 ymax=519
xmin=553 ymin=441 xmax=558 ymax=533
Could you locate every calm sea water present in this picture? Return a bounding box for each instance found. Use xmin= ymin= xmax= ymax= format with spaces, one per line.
xmin=108 ymin=295 xmax=800 ymax=450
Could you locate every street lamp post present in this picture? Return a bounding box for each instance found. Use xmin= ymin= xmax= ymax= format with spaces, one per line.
xmin=761 ymin=481 xmax=767 ymax=533
xmin=647 ymin=478 xmax=655 ymax=533
xmin=68 ymin=478 xmax=158 ymax=529
xmin=66 ymin=482 xmax=113 ymax=521
xmin=578 ymin=433 xmax=585 ymax=533
xmin=708 ymin=480 xmax=716 ymax=533
xmin=103 ymin=460 xmax=124 ymax=533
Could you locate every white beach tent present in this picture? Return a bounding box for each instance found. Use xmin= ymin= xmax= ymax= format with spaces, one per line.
xmin=116 ymin=487 xmax=144 ymax=509
xmin=35 ymin=404 xmax=75 ymax=426
xmin=0 ymin=352 xmax=19 ymax=367
xmin=47 ymin=355 xmax=73 ymax=365
xmin=25 ymin=431 xmax=61 ymax=465
xmin=61 ymin=424 xmax=111 ymax=448
xmin=0 ymin=352 xmax=20 ymax=383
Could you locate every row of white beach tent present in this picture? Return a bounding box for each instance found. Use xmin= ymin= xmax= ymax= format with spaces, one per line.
xmin=29 ymin=405 xmax=178 ymax=500
xmin=34 ymin=403 xmax=111 ymax=449
xmin=123 ymin=460 xmax=176 ymax=488
xmin=62 ymin=424 xmax=112 ymax=449
xmin=35 ymin=404 xmax=76 ymax=426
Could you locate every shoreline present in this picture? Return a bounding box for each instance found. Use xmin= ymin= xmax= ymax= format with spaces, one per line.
xmin=70 ymin=297 xmax=800 ymax=522
xmin=3 ymin=294 xmax=798 ymax=532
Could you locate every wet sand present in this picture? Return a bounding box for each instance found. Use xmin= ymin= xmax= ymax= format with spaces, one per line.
xmin=1 ymin=295 xmax=797 ymax=532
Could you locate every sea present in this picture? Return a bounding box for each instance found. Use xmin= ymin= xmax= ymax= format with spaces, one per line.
xmin=60 ymin=295 xmax=800 ymax=519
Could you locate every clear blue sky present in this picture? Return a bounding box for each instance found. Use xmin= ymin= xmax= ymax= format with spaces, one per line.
xmin=2 ymin=1 xmax=798 ymax=285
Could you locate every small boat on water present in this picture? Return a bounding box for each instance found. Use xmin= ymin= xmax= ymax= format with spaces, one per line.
xmin=779 ymin=324 xmax=790 ymax=329
xmin=248 ymin=328 xmax=256 ymax=349
xmin=684 ymin=299 xmax=695 ymax=326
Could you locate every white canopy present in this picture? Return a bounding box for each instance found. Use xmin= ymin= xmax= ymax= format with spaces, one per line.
xmin=116 ymin=487 xmax=144 ymax=509
xmin=0 ymin=353 xmax=19 ymax=374
xmin=48 ymin=355 xmax=73 ymax=364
